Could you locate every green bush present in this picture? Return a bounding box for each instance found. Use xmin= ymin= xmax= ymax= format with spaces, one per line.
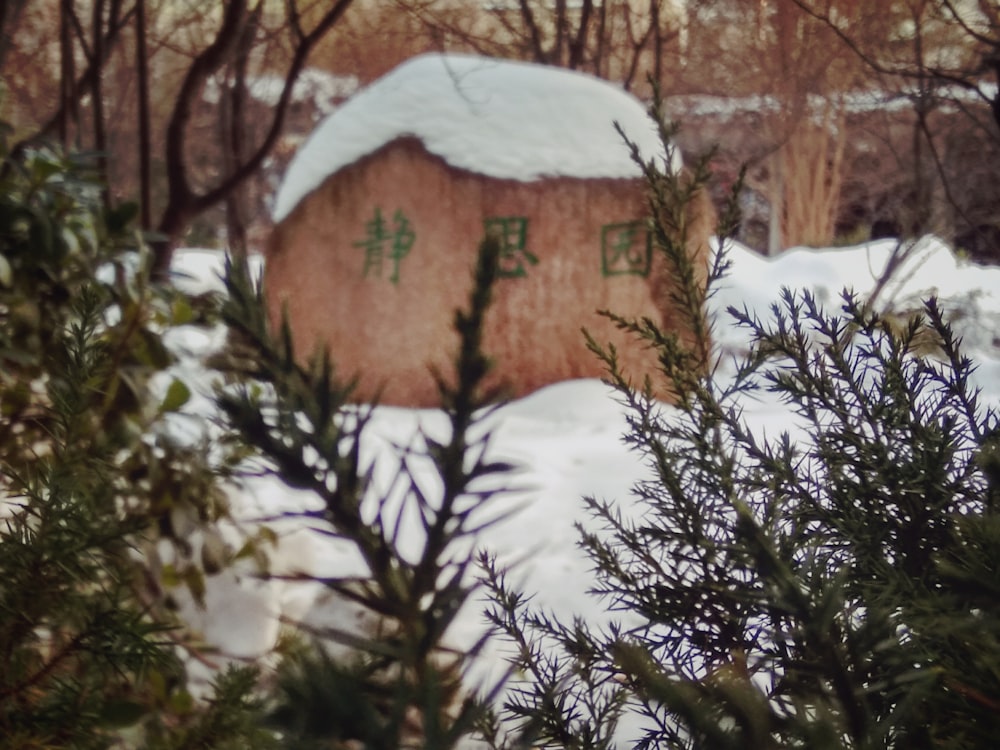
xmin=0 ymin=133 xmax=516 ymax=749
xmin=482 ymin=118 xmax=1000 ymax=748
xmin=217 ymin=237 xmax=513 ymax=749
xmin=0 ymin=142 xmax=272 ymax=748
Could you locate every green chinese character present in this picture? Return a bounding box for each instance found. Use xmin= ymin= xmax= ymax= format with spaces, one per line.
xmin=484 ymin=217 xmax=537 ymax=278
xmin=601 ymin=221 xmax=651 ymax=277
xmin=353 ymin=208 xmax=415 ymax=284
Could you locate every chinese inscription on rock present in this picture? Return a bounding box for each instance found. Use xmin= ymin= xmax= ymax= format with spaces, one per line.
xmin=484 ymin=217 xmax=538 ymax=278
xmin=601 ymin=221 xmax=651 ymax=277
xmin=353 ymin=208 xmax=415 ymax=284
xmin=351 ymin=208 xmax=652 ymax=286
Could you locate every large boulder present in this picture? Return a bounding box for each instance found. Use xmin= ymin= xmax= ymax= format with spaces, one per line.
xmin=267 ymin=53 xmax=713 ymax=406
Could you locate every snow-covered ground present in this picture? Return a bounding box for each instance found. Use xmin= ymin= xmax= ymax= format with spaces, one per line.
xmin=165 ymin=235 xmax=1000 ymax=705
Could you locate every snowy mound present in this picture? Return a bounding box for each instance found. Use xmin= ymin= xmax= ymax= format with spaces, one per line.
xmin=713 ymin=236 xmax=1000 ymax=357
xmin=272 ymin=53 xmax=674 ymax=222
xmin=165 ymin=239 xmax=1000 ymax=699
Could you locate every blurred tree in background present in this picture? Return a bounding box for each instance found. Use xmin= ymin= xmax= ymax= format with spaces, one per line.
xmin=0 ymin=0 xmax=353 ymax=270
xmin=3 ymin=0 xmax=999 ymax=257
xmin=791 ymin=0 xmax=1000 ymax=256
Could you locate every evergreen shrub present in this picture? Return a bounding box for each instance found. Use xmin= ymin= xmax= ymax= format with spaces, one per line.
xmin=481 ymin=113 xmax=1000 ymax=749
xmin=218 ymin=237 xmax=514 ymax=748
xmin=0 ymin=139 xmax=272 ymax=748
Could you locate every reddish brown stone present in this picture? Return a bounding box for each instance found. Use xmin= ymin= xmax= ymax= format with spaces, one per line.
xmin=266 ymin=137 xmax=713 ymax=406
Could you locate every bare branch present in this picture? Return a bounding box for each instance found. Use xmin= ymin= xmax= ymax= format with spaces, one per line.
xmin=12 ymin=2 xmax=135 ymax=154
xmin=161 ymin=0 xmax=250 ymax=218
xmin=789 ymin=0 xmax=1000 ymax=129
xmin=939 ymin=0 xmax=996 ymax=47
xmin=568 ymin=0 xmax=593 ymax=70
xmin=788 ymin=0 xmax=922 ymax=79
xmin=517 ymin=0 xmax=546 ymax=63
xmin=66 ymin=0 xmax=94 ymax=63
xmin=917 ymin=108 xmax=976 ymax=232
xmin=153 ymin=0 xmax=355 ymax=270
xmin=285 ymin=0 xmax=304 ymax=42
xmin=192 ymin=0 xmax=354 ymax=213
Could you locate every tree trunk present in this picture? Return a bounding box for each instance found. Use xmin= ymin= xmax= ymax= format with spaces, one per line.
xmin=136 ymin=0 xmax=152 ymax=231
xmin=767 ymin=151 xmax=783 ymax=255
xmin=59 ymin=0 xmax=77 ymax=150
xmin=91 ymin=0 xmax=109 ymax=209
xmin=221 ymin=8 xmax=259 ymax=260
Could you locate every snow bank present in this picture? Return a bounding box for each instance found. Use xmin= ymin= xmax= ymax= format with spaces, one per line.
xmin=163 ymin=239 xmax=1000 ymax=708
xmin=272 ymin=53 xmax=676 ymax=222
xmin=713 ymin=236 xmax=1000 ymax=357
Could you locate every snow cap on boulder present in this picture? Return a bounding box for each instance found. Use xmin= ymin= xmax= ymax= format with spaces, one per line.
xmin=272 ymin=53 xmax=677 ymax=222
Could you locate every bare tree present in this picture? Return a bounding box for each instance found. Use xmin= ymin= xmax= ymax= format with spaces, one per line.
xmin=5 ymin=0 xmax=355 ymax=271
xmin=152 ymin=0 xmax=354 ymax=272
xmin=794 ymin=0 xmax=1000 ymax=130
xmin=789 ymin=0 xmax=1000 ymax=248
xmin=13 ymin=1 xmax=134 ymax=153
xmin=218 ymin=2 xmax=261 ymax=259
xmin=713 ymin=0 xmax=864 ymax=252
xmin=396 ymin=0 xmax=687 ymax=93
xmin=0 ymin=0 xmax=31 ymax=70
